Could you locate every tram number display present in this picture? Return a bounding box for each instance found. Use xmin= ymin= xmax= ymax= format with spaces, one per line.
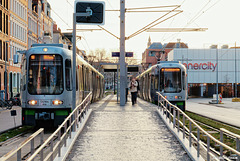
xmin=40 ymin=100 xmax=50 ymax=106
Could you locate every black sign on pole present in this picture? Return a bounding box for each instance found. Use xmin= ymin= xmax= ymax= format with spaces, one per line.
xmin=11 ymin=110 xmax=17 ymax=116
xmin=112 ymin=52 xmax=133 ymax=57
xmin=75 ymin=1 xmax=105 ymax=25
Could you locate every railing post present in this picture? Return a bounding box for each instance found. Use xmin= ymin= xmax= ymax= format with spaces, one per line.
xmin=40 ymin=131 xmax=44 ymax=161
xmin=189 ymin=121 xmax=192 ymax=147
xmin=183 ymin=115 xmax=185 ymax=139
xmin=64 ymin=122 xmax=67 ymax=147
xmin=220 ymin=129 xmax=223 ymax=159
xmin=236 ymin=138 xmax=239 ymax=161
xmin=69 ymin=116 xmax=72 ymax=139
xmin=30 ymin=138 xmax=35 ymax=161
xmin=197 ymin=128 xmax=200 ymax=157
xmin=207 ymin=136 xmax=210 ymax=161
xmin=169 ymin=105 xmax=171 ymax=124
xmin=31 ymin=138 xmax=34 ymax=155
xmin=58 ymin=129 xmax=61 ymax=157
xmin=158 ymin=95 xmax=160 ymax=109
xmin=177 ymin=109 xmax=180 ymax=132
xmin=50 ymin=138 xmax=53 ymax=161
xmin=166 ymin=102 xmax=168 ymax=119
xmin=17 ymin=149 xmax=21 ymax=161
xmin=173 ymin=107 xmax=176 ymax=128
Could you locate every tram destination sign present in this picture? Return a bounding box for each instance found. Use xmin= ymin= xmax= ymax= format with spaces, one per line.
xmin=74 ymin=1 xmax=105 ymax=25
xmin=112 ymin=52 xmax=133 ymax=57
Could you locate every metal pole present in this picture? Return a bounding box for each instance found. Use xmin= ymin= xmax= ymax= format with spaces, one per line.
xmin=120 ymin=0 xmax=126 ymax=106
xmin=117 ymin=64 xmax=119 ymax=102
xmin=72 ymin=13 xmax=77 ymax=110
xmin=186 ymin=50 xmax=189 ymax=99
xmin=114 ymin=72 xmax=116 ymax=94
xmin=235 ymin=42 xmax=237 ymax=97
xmin=216 ymin=48 xmax=219 ymax=104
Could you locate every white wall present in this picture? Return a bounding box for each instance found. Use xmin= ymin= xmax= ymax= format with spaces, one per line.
xmin=168 ymin=48 xmax=240 ymax=84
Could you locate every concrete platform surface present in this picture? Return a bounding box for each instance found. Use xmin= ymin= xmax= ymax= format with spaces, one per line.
xmin=67 ymin=95 xmax=191 ymax=161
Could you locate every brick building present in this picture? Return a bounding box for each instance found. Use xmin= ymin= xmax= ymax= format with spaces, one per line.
xmin=141 ymin=37 xmax=188 ymax=71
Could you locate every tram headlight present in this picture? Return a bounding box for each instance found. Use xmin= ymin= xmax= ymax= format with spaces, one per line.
xmin=52 ymin=100 xmax=63 ymax=105
xmin=28 ymin=100 xmax=37 ymax=105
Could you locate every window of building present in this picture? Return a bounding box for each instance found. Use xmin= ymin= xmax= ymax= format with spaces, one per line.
xmin=149 ymin=51 xmax=156 ymax=57
xmin=0 ymin=10 xmax=2 ymax=31
xmin=0 ymin=40 xmax=2 ymax=60
xmin=3 ymin=13 xmax=5 ymax=33
xmin=6 ymin=15 xmax=8 ymax=35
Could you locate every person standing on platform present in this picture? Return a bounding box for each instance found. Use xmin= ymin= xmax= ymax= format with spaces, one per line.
xmin=129 ymin=77 xmax=138 ymax=105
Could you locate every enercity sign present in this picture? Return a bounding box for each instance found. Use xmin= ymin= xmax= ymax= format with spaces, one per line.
xmin=182 ymin=62 xmax=217 ymax=72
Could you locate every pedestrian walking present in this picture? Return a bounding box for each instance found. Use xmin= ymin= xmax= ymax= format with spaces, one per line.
xmin=129 ymin=77 xmax=138 ymax=105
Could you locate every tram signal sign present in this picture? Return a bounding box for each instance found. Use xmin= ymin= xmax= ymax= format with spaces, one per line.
xmin=74 ymin=1 xmax=105 ymax=25
xmin=112 ymin=52 xmax=133 ymax=57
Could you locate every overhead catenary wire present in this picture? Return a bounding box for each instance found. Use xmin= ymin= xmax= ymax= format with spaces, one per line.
xmin=162 ymin=0 xmax=221 ymax=42
xmin=127 ymin=6 xmax=182 ymax=40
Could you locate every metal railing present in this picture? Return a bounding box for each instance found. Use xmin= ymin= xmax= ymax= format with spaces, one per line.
xmin=157 ymin=92 xmax=240 ymax=161
xmin=1 ymin=128 xmax=44 ymax=161
xmin=27 ymin=92 xmax=92 ymax=161
xmin=220 ymin=128 xmax=240 ymax=161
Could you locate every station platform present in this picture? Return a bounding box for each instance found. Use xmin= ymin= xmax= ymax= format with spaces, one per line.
xmin=67 ymin=95 xmax=191 ymax=160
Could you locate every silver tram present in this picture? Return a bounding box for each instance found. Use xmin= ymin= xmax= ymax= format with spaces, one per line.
xmin=137 ymin=61 xmax=187 ymax=111
xmin=20 ymin=44 xmax=104 ymax=126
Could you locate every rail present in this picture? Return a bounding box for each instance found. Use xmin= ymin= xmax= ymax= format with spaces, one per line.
xmin=220 ymin=128 xmax=240 ymax=161
xmin=156 ymin=92 xmax=240 ymax=161
xmin=1 ymin=128 xmax=44 ymax=161
xmin=27 ymin=92 xmax=92 ymax=161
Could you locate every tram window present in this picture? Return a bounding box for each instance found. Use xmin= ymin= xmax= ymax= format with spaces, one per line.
xmin=21 ymin=58 xmax=26 ymax=91
xmin=28 ymin=54 xmax=63 ymax=95
xmin=65 ymin=59 xmax=72 ymax=91
xmin=76 ymin=70 xmax=78 ymax=91
xmin=160 ymin=68 xmax=181 ymax=93
xmin=154 ymin=75 xmax=158 ymax=91
xmin=182 ymin=71 xmax=186 ymax=90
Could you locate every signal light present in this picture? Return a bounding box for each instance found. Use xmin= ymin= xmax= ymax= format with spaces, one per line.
xmin=52 ymin=100 xmax=63 ymax=105
xmin=28 ymin=100 xmax=37 ymax=105
xmin=175 ymin=96 xmax=178 ymax=99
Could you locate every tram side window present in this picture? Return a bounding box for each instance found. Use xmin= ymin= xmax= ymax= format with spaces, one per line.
xmin=65 ymin=59 xmax=72 ymax=91
xmin=154 ymin=75 xmax=158 ymax=91
xmin=76 ymin=69 xmax=78 ymax=91
xmin=182 ymin=71 xmax=185 ymax=90
xmin=21 ymin=58 xmax=26 ymax=91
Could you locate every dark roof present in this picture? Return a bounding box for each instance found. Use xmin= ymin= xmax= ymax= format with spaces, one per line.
xmin=165 ymin=42 xmax=188 ymax=49
xmin=148 ymin=42 xmax=163 ymax=49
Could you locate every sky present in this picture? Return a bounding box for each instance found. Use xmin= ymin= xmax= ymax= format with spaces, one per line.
xmin=47 ymin=0 xmax=240 ymax=60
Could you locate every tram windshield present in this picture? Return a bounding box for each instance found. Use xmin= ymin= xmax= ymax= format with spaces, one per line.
xmin=28 ymin=54 xmax=63 ymax=95
xmin=160 ymin=68 xmax=181 ymax=93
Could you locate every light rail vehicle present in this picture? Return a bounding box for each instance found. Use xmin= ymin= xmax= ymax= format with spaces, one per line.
xmin=20 ymin=44 xmax=104 ymax=126
xmin=137 ymin=61 xmax=187 ymax=111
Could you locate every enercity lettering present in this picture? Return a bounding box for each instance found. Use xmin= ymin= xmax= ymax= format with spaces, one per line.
xmin=182 ymin=62 xmax=217 ymax=72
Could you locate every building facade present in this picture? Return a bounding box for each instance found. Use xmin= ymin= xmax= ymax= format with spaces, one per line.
xmin=141 ymin=37 xmax=188 ymax=72
xmin=0 ymin=0 xmax=10 ymax=97
xmin=168 ymin=48 xmax=240 ymax=97
xmin=9 ymin=0 xmax=28 ymax=98
xmin=0 ymin=0 xmax=53 ymax=98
